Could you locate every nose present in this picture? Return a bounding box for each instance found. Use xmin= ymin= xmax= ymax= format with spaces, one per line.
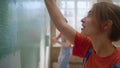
xmin=81 ymin=17 xmax=86 ymax=23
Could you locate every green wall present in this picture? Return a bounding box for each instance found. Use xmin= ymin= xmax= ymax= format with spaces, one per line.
xmin=0 ymin=0 xmax=49 ymax=68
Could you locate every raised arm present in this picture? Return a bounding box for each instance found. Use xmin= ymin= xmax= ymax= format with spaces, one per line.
xmin=45 ymin=0 xmax=76 ymax=43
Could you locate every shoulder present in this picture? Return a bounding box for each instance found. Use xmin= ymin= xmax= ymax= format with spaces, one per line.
xmin=72 ymin=32 xmax=92 ymax=57
xmin=115 ymin=48 xmax=120 ymax=59
xmin=115 ymin=48 xmax=120 ymax=62
xmin=110 ymin=47 xmax=120 ymax=68
xmin=117 ymin=48 xmax=120 ymax=55
xmin=75 ymin=32 xmax=91 ymax=41
xmin=74 ymin=32 xmax=92 ymax=45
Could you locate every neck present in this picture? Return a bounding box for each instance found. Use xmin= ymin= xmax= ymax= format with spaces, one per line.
xmin=90 ymin=35 xmax=115 ymax=57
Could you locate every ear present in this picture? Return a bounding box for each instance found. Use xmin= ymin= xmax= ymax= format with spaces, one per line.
xmin=103 ymin=20 xmax=112 ymax=31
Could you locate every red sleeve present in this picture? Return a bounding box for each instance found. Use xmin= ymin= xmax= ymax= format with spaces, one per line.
xmin=72 ymin=32 xmax=92 ymax=58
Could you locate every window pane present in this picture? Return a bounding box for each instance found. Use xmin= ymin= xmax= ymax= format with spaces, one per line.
xmin=77 ymin=1 xmax=87 ymax=8
xmin=58 ymin=1 xmax=66 ymax=8
xmin=78 ymin=9 xmax=88 ymax=16
xmin=67 ymin=1 xmax=74 ymax=9
xmin=64 ymin=9 xmax=74 ymax=17
xmin=67 ymin=17 xmax=75 ymax=28
xmin=77 ymin=1 xmax=92 ymax=9
xmin=113 ymin=0 xmax=120 ymax=6
xmin=77 ymin=17 xmax=83 ymax=32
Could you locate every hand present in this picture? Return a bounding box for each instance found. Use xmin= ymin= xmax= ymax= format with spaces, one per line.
xmin=51 ymin=37 xmax=58 ymax=45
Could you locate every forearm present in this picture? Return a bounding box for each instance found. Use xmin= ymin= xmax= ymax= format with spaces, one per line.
xmin=45 ymin=0 xmax=76 ymax=44
xmin=45 ymin=0 xmax=68 ymax=33
xmin=45 ymin=0 xmax=65 ymax=26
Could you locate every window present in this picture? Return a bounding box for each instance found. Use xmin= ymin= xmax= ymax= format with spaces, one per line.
xmin=54 ymin=0 xmax=96 ymax=47
xmin=56 ymin=0 xmax=96 ymax=35
xmin=113 ymin=0 xmax=120 ymax=5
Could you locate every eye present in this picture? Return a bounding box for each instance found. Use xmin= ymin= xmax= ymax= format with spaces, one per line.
xmin=87 ymin=13 xmax=93 ymax=17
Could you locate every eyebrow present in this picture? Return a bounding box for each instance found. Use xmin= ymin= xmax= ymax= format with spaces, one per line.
xmin=88 ymin=10 xmax=92 ymax=14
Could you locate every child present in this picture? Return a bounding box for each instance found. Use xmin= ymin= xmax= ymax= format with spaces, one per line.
xmin=51 ymin=33 xmax=71 ymax=68
xmin=45 ymin=0 xmax=120 ymax=68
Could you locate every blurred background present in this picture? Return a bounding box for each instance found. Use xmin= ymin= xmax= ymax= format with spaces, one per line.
xmin=0 ymin=0 xmax=120 ymax=68
xmin=0 ymin=0 xmax=50 ymax=68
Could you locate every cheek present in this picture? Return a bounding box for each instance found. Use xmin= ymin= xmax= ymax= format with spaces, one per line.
xmin=87 ymin=19 xmax=100 ymax=34
xmin=81 ymin=17 xmax=101 ymax=36
xmin=86 ymin=19 xmax=96 ymax=29
xmin=90 ymin=24 xmax=101 ymax=35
